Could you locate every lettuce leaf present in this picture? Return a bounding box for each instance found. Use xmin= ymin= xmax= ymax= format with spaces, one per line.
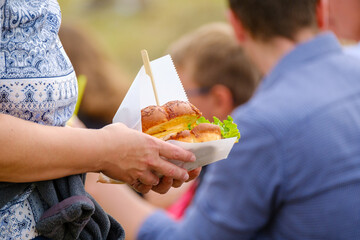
xmin=195 ymin=115 xmax=240 ymax=141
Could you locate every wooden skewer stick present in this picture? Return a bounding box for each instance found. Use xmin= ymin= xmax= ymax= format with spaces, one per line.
xmin=141 ymin=49 xmax=160 ymax=106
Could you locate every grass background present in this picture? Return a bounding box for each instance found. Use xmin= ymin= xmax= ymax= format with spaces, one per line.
xmin=58 ymin=0 xmax=229 ymax=82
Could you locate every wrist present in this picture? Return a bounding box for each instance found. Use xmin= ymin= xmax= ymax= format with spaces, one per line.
xmin=90 ymin=128 xmax=110 ymax=173
xmin=92 ymin=123 xmax=128 ymax=174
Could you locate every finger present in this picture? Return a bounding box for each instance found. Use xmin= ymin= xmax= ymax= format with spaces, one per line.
xmin=151 ymin=176 xmax=173 ymax=194
xmin=149 ymin=157 xmax=189 ymax=182
xmin=172 ymin=179 xmax=184 ymax=188
xmin=135 ymin=184 xmax=152 ymax=194
xmin=130 ymin=180 xmax=152 ymax=194
xmin=187 ymin=167 xmax=202 ymax=182
xmin=158 ymin=141 xmax=196 ymax=163
xmin=137 ymin=171 xmax=160 ymax=186
xmin=172 ymin=167 xmax=201 ymax=187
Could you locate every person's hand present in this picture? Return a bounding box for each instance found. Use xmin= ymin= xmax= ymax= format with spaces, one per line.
xmin=150 ymin=167 xmax=202 ymax=194
xmin=125 ymin=166 xmax=201 ymax=194
xmin=97 ymin=123 xmax=196 ymax=194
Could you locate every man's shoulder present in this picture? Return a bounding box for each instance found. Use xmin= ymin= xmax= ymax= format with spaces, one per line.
xmin=345 ymin=42 xmax=360 ymax=60
xmin=232 ymin=51 xmax=360 ymax=142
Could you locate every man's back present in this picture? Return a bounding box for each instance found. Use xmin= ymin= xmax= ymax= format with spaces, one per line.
xmin=196 ymin=33 xmax=360 ymax=239
xmin=252 ymin=33 xmax=360 ymax=239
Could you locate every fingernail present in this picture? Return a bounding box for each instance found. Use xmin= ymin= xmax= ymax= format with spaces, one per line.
xmin=184 ymin=172 xmax=189 ymax=181
xmin=153 ymin=179 xmax=159 ymax=185
xmin=190 ymin=155 xmax=196 ymax=162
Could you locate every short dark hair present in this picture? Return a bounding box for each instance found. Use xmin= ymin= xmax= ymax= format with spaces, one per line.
xmin=229 ymin=0 xmax=319 ymax=41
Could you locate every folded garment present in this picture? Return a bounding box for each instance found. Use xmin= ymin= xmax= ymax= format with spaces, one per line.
xmin=35 ymin=174 xmax=125 ymax=240
xmin=0 ymin=174 xmax=125 ymax=240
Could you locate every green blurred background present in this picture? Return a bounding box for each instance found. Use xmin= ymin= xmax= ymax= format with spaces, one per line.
xmin=58 ymin=0 xmax=228 ymax=82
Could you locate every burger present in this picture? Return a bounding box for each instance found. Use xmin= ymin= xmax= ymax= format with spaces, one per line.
xmin=141 ymin=100 xmax=240 ymax=143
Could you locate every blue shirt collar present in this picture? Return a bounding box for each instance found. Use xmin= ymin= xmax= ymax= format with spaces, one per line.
xmin=259 ymin=32 xmax=342 ymax=91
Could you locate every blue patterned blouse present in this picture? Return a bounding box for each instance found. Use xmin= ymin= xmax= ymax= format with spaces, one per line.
xmin=0 ymin=0 xmax=77 ymax=239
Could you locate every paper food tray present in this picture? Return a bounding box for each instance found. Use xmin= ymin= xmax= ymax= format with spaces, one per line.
xmin=112 ymin=54 xmax=237 ymax=172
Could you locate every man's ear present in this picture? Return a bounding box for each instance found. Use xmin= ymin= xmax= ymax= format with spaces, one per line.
xmin=317 ymin=0 xmax=328 ymax=30
xmin=227 ymin=9 xmax=246 ymax=43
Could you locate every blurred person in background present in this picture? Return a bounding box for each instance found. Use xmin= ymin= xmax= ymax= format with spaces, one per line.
xmin=324 ymin=0 xmax=360 ymax=58
xmin=86 ymin=22 xmax=261 ymax=223
xmin=169 ymin=22 xmax=260 ymax=121
xmin=0 ymin=1 xmax=198 ymax=239
xmin=59 ymin=23 xmax=129 ymax=129
xmin=86 ymin=0 xmax=360 ymax=239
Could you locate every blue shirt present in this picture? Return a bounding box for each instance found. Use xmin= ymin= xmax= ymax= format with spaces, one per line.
xmin=346 ymin=42 xmax=360 ymax=60
xmin=138 ymin=33 xmax=360 ymax=240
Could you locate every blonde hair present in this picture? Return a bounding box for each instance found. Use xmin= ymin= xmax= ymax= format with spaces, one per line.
xmin=168 ymin=22 xmax=260 ymax=106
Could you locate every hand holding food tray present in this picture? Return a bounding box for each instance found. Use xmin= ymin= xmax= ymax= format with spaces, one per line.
xmin=98 ymin=53 xmax=239 ymax=184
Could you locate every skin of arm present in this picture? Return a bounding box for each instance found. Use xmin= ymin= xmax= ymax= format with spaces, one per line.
xmin=0 ymin=113 xmax=198 ymax=193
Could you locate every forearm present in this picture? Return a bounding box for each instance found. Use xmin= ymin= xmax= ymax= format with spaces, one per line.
xmin=0 ymin=112 xmax=196 ymax=195
xmin=0 ymin=114 xmax=103 ymax=182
